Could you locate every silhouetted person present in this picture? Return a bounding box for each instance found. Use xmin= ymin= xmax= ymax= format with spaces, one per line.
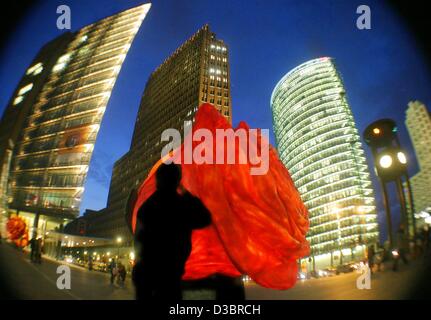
xmin=88 ymin=255 xmax=93 ymax=271
xmin=117 ymin=262 xmax=127 ymax=287
xmin=423 ymin=225 xmax=430 ymax=254
xmin=367 ymin=244 xmax=375 ymax=273
xmin=30 ymin=237 xmax=37 ymax=262
xmin=35 ymin=238 xmax=43 ymax=264
xmin=109 ymin=259 xmax=117 ymax=285
xmin=132 ymin=164 xmax=212 ymax=300
xmin=393 ymin=224 xmax=409 ymax=271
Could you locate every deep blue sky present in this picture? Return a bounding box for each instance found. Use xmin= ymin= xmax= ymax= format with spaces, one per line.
xmin=1 ymin=0 xmax=430 ymax=242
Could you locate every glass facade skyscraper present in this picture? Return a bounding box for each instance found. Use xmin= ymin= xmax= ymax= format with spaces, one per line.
xmin=88 ymin=25 xmax=232 ymax=242
xmin=405 ymin=101 xmax=431 ymax=214
xmin=2 ymin=3 xmax=151 ymax=237
xmin=0 ymin=33 xmax=73 ymax=235
xmin=271 ymin=58 xmax=378 ymax=268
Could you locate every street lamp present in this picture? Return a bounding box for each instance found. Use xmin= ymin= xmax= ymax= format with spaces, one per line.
xmin=116 ymin=236 xmax=122 ymax=258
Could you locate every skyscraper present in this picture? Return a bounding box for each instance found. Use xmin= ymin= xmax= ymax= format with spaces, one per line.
xmin=270 ymin=58 xmax=378 ymax=269
xmin=0 ymin=33 xmax=73 ymax=234
xmin=96 ymin=25 xmax=232 ymax=241
xmin=405 ymin=101 xmax=431 ymax=213
xmin=2 ymin=3 xmax=151 ymax=237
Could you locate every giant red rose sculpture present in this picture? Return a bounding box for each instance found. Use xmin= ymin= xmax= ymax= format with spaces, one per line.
xmin=6 ymin=216 xmax=29 ymax=247
xmin=131 ymin=104 xmax=309 ymax=290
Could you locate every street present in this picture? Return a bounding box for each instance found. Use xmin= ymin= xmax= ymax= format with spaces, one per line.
xmin=0 ymin=243 xmax=428 ymax=300
xmin=0 ymin=243 xmax=134 ymax=300
xmin=245 ymin=262 xmax=424 ymax=300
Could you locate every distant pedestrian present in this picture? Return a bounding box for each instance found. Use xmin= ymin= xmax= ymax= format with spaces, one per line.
xmin=117 ymin=262 xmax=126 ymax=287
xmin=423 ymin=225 xmax=430 ymax=254
xmin=374 ymin=244 xmax=383 ymax=271
xmin=381 ymin=241 xmax=390 ymax=264
xmin=88 ymin=255 xmax=93 ymax=271
xmin=34 ymin=238 xmax=43 ymax=264
xmin=367 ymin=244 xmax=375 ymax=273
xmin=393 ymin=224 xmax=409 ymax=271
xmin=30 ymin=237 xmax=37 ymax=262
xmin=109 ymin=259 xmax=117 ymax=285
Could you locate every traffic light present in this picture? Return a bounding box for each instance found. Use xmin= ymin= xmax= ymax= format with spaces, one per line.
xmin=363 ymin=119 xmax=397 ymax=148
xmin=363 ymin=118 xmax=416 ymax=247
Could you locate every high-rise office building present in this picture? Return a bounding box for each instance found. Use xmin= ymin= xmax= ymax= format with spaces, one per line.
xmin=97 ymin=25 xmax=232 ymax=241
xmin=405 ymin=101 xmax=431 ymax=213
xmin=0 ymin=34 xmax=73 ymax=233
xmin=2 ymin=3 xmax=151 ymax=237
xmin=270 ymin=58 xmax=378 ymax=269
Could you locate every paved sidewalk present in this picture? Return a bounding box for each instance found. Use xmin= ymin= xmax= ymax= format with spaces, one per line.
xmin=0 ymin=243 xmax=134 ymax=300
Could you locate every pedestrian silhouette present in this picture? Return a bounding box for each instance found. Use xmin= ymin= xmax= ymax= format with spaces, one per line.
xmin=393 ymin=224 xmax=409 ymax=271
xmin=132 ymin=163 xmax=212 ymax=300
xmin=35 ymin=238 xmax=43 ymax=264
xmin=109 ymin=259 xmax=117 ymax=285
xmin=30 ymin=237 xmax=37 ymax=262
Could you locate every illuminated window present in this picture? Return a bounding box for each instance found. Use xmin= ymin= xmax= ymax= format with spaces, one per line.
xmin=18 ymin=83 xmax=33 ymax=95
xmin=26 ymin=62 xmax=43 ymax=76
xmin=33 ymin=66 xmax=43 ymax=75
xmin=52 ymin=63 xmax=66 ymax=73
xmin=58 ymin=53 xmax=71 ymax=63
xmin=52 ymin=54 xmax=71 ymax=72
xmin=13 ymin=96 xmax=24 ymax=106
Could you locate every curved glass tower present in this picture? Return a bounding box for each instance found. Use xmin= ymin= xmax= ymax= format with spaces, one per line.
xmin=2 ymin=4 xmax=151 ymax=238
xmin=271 ymin=58 xmax=378 ymax=267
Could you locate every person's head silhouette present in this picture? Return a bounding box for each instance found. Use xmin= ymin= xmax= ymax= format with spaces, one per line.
xmin=156 ymin=163 xmax=181 ymax=192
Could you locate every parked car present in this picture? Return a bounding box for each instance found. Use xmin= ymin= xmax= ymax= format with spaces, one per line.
xmin=322 ymin=268 xmax=337 ymax=276
xmin=336 ymin=263 xmax=355 ymax=274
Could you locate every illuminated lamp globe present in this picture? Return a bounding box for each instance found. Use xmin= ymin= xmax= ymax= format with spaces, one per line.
xmin=379 ymin=155 xmax=392 ymax=168
xmin=373 ymin=128 xmax=381 ymax=135
xmin=397 ymin=151 xmax=407 ymax=164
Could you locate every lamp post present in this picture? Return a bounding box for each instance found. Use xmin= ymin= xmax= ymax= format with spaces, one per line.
xmin=116 ymin=236 xmax=122 ymax=259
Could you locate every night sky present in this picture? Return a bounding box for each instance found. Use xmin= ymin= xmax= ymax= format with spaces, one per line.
xmin=1 ymin=0 xmax=430 ymax=243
